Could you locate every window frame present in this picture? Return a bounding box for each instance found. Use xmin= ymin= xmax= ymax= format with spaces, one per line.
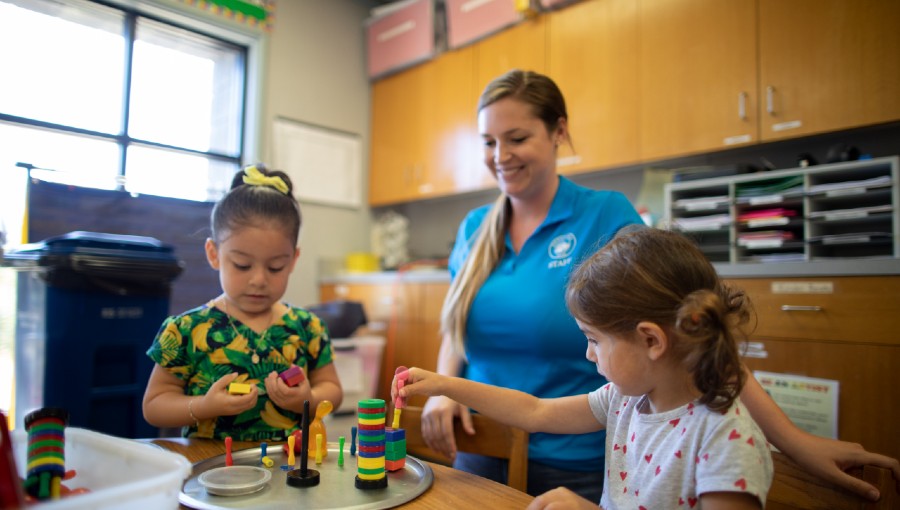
xmin=0 ymin=0 xmax=263 ymax=198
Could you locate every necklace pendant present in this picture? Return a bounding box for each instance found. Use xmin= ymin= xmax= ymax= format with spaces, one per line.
xmin=251 ymin=353 xmax=260 ymax=364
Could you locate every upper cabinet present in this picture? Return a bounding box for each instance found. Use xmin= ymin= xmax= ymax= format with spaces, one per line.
xmin=369 ymin=0 xmax=900 ymax=206
xmin=369 ymin=63 xmax=428 ymax=205
xmin=369 ymin=46 xmax=479 ymax=206
xmin=639 ymin=0 xmax=758 ymax=161
xmin=758 ymin=0 xmax=900 ymax=141
xmin=549 ymin=0 xmax=640 ymax=173
xmin=475 ymin=15 xmax=547 ymax=85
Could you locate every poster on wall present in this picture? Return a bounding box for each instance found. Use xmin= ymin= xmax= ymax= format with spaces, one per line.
xmin=754 ymin=371 xmax=839 ymax=439
xmin=178 ymin=0 xmax=275 ymax=31
xmin=272 ymin=117 xmax=362 ymax=208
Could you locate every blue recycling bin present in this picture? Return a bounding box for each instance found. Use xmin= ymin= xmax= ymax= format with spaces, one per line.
xmin=5 ymin=231 xmax=183 ymax=438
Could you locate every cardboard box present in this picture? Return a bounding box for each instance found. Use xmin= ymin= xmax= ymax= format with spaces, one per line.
xmin=13 ymin=427 xmax=191 ymax=509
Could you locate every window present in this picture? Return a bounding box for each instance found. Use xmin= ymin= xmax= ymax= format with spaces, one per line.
xmin=0 ymin=0 xmax=251 ymax=244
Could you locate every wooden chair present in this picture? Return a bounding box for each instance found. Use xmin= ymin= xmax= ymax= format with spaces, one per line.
xmin=398 ymin=405 xmax=529 ymax=492
xmin=767 ymin=450 xmax=899 ymax=509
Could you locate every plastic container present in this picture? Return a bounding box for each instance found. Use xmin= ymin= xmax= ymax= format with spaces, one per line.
xmin=4 ymin=231 xmax=183 ymax=437
xmin=11 ymin=427 xmax=192 ymax=509
xmin=344 ymin=252 xmax=379 ymax=273
xmin=331 ymin=336 xmax=386 ymax=414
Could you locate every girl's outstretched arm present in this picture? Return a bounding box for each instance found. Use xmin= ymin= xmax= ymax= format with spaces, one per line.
xmin=393 ymin=367 xmax=603 ymax=435
xmin=741 ymin=369 xmax=900 ymax=501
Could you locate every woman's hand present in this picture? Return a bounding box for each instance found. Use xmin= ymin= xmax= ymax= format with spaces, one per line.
xmin=526 ymin=487 xmax=600 ymax=510
xmin=780 ymin=432 xmax=900 ymax=501
xmin=420 ymin=395 xmax=473 ymax=460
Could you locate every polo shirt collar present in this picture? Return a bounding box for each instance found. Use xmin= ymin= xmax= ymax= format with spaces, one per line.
xmin=503 ymin=176 xmax=577 ymax=251
xmin=544 ymin=176 xmax=577 ymax=226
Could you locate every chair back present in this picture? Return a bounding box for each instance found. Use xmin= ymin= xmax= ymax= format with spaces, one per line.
xmin=767 ymin=450 xmax=898 ymax=509
xmin=399 ymin=405 xmax=529 ymax=492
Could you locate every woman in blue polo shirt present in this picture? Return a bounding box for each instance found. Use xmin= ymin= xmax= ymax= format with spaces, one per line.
xmin=419 ymin=69 xmax=900 ymax=503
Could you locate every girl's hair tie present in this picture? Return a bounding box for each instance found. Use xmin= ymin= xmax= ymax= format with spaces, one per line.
xmin=243 ymin=165 xmax=289 ymax=194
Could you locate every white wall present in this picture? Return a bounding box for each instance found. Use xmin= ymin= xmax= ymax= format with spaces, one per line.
xmin=259 ymin=0 xmax=377 ymax=307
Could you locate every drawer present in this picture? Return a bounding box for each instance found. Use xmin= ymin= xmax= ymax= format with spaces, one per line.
xmin=725 ymin=276 xmax=900 ymax=345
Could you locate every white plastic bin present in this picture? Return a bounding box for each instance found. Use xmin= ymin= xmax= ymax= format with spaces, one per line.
xmin=12 ymin=427 xmax=191 ymax=509
xmin=332 ymin=336 xmax=386 ymax=414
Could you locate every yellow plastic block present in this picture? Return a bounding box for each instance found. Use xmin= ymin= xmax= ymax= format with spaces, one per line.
xmin=228 ymin=383 xmax=252 ymax=395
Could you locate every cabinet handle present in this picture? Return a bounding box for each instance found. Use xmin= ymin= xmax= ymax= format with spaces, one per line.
xmin=766 ymin=86 xmax=776 ymax=115
xmin=738 ymin=92 xmax=747 ymax=120
xmin=780 ymin=305 xmax=822 ymax=312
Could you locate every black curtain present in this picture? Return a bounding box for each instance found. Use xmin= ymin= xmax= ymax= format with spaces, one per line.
xmin=27 ymin=178 xmax=219 ymax=315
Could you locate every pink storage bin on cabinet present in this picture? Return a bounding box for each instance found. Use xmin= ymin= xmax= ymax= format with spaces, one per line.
xmin=445 ymin=0 xmax=523 ymax=49
xmin=366 ymin=0 xmax=436 ymax=79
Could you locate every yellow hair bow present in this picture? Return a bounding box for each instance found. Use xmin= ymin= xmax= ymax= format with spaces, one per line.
xmin=243 ymin=165 xmax=289 ymax=195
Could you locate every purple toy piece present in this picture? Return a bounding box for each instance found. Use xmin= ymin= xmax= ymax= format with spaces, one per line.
xmin=279 ymin=366 xmax=305 ymax=387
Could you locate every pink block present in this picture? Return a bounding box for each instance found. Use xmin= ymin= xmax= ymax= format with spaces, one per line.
xmin=279 ymin=366 xmax=305 ymax=387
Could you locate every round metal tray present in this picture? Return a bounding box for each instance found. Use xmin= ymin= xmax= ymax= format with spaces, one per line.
xmin=180 ymin=444 xmax=433 ymax=510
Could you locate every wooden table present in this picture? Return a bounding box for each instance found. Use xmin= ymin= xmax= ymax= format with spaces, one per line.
xmin=147 ymin=438 xmax=535 ymax=510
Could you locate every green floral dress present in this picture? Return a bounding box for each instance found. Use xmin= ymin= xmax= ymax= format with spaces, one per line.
xmin=146 ymin=301 xmax=334 ymax=441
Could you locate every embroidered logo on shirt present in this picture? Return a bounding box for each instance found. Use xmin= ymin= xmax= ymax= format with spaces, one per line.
xmin=547 ymin=233 xmax=576 ymax=269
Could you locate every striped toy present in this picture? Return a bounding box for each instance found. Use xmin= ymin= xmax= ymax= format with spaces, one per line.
xmin=23 ymin=408 xmax=69 ymax=500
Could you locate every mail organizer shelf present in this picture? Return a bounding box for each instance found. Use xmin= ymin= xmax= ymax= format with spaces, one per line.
xmin=665 ymin=156 xmax=900 ymax=266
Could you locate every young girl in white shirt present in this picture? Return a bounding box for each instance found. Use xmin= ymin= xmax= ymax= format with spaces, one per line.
xmin=393 ymin=227 xmax=773 ymax=510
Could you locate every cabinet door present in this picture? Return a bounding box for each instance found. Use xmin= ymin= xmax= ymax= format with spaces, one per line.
xmin=475 ymin=15 xmax=547 ymax=89
xmin=759 ymin=0 xmax=900 ymax=141
xmin=369 ymin=66 xmax=428 ymax=206
xmin=742 ymin=338 xmax=900 ymax=461
xmin=549 ymin=0 xmax=640 ymax=173
xmin=419 ymin=46 xmax=482 ymax=199
xmin=639 ymin=0 xmax=758 ymax=160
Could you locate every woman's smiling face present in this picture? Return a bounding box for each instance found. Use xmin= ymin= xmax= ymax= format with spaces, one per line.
xmin=478 ymin=97 xmax=563 ymax=201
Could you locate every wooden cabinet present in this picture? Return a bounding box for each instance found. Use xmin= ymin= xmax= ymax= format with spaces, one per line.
xmin=368 ymin=0 xmax=900 ymax=205
xmin=369 ymin=48 xmax=480 ymax=206
xmin=727 ymin=276 xmax=900 ymax=461
xmin=320 ymin=279 xmax=449 ymax=406
xmin=758 ymin=0 xmax=900 ymax=141
xmin=475 ymin=15 xmax=547 ymax=89
xmin=549 ymin=0 xmax=640 ymax=173
xmin=639 ymin=0 xmax=758 ymax=160
xmin=369 ymin=65 xmax=428 ymax=205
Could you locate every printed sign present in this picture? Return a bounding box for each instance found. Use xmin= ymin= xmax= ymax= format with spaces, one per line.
xmin=754 ymin=371 xmax=839 ymax=439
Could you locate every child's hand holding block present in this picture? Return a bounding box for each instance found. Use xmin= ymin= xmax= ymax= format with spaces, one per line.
xmin=279 ymin=366 xmax=305 ymax=387
xmin=228 ymin=382 xmax=252 ymax=395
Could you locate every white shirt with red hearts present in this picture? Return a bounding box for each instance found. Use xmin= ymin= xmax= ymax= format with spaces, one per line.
xmin=588 ymin=383 xmax=773 ymax=509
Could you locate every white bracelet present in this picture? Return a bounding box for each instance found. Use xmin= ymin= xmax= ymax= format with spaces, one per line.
xmin=188 ymin=398 xmax=200 ymax=426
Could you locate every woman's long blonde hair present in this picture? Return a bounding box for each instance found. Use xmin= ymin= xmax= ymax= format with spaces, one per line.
xmin=440 ymin=69 xmax=569 ymax=358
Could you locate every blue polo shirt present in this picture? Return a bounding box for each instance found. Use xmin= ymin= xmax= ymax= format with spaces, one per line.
xmin=448 ymin=176 xmax=642 ymax=470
